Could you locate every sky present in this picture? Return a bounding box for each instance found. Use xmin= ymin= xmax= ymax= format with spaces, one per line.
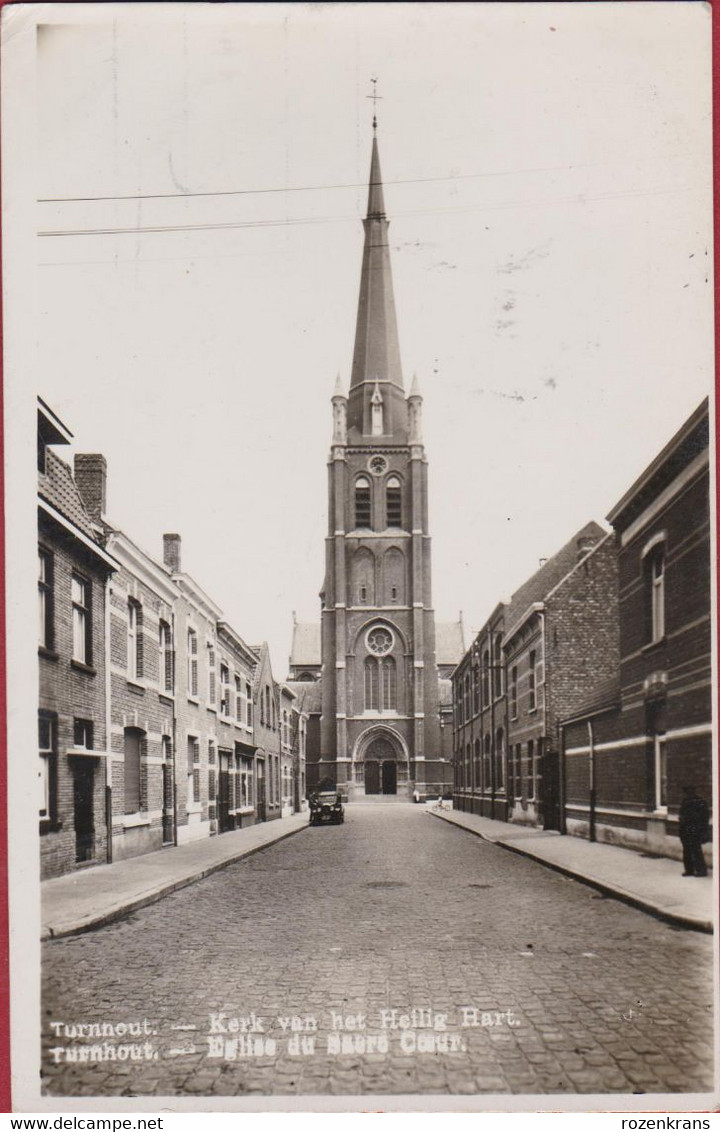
xmin=29 ymin=1 xmax=713 ymax=674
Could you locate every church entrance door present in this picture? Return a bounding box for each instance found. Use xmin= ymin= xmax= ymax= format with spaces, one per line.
xmin=381 ymin=760 xmax=397 ymax=795
xmin=365 ymin=761 xmax=380 ymax=795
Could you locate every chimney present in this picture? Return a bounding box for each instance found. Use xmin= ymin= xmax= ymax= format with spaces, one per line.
xmin=577 ymin=534 xmax=597 ymax=562
xmin=74 ymin=454 xmax=107 ymax=522
xmin=163 ymin=533 xmax=182 ymax=573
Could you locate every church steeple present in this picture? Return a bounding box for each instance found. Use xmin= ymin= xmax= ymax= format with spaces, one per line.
xmin=347 ymin=130 xmax=406 ymax=437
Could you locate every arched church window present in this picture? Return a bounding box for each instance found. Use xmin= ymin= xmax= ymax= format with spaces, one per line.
xmin=353 ymin=547 xmax=375 ymax=605
xmin=381 ymin=657 xmax=397 ymax=710
xmin=386 ymin=476 xmax=402 ymax=527
xmin=355 ymin=477 xmax=372 ymax=529
xmin=364 ymin=657 xmax=379 ymax=711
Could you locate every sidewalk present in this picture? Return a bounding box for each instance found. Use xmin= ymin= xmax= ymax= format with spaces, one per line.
xmin=41 ymin=812 xmax=309 ymax=941
xmin=429 ymin=807 xmax=715 ymax=933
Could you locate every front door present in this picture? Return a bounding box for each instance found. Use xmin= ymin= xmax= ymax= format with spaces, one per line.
xmin=256 ymin=761 xmax=267 ymax=821
xmin=73 ymin=761 xmax=95 ymax=864
xmin=381 ymin=760 xmax=397 ymax=795
xmin=365 ymin=760 xmax=380 ymax=794
xmin=218 ymin=754 xmax=233 ymax=833
xmin=541 ymin=745 xmax=561 ymax=831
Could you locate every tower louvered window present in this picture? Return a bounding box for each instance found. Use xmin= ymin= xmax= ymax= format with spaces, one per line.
xmin=386 ymin=476 xmax=402 ymax=527
xmin=355 ymin=477 xmax=372 ymax=528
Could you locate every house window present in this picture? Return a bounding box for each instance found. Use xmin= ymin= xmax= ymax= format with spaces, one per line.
xmin=235 ymin=676 xmax=242 ymax=720
xmin=187 ymin=628 xmax=198 ymax=697
xmin=473 ymin=667 xmax=480 ymax=714
xmin=38 ymin=549 xmax=53 ymax=649
xmin=527 ymin=739 xmax=535 ymax=800
xmin=355 ymin=476 xmax=372 ymax=529
xmin=386 ymin=476 xmax=402 ymax=527
xmin=39 ymin=714 xmax=55 ymax=821
xmin=124 ymin=727 xmax=144 ymax=814
xmin=474 ymin=738 xmax=481 ymax=791
xmin=159 ymin=620 xmax=173 ymax=693
xmin=455 ymin=678 xmax=463 ymax=726
xmin=646 ymin=545 xmax=666 ymax=643
xmin=528 ymin=651 xmax=536 ymax=712
xmin=71 ymin=574 xmax=91 ymax=664
xmin=648 ymin=702 xmax=668 ymax=812
xmin=127 ymin=599 xmax=142 ymax=681
xmin=493 ymin=633 xmax=503 ymax=698
xmin=246 ymin=682 xmax=252 ymax=726
xmin=73 ymin=718 xmax=94 ymax=750
xmin=188 ymin=736 xmax=200 ymax=805
xmin=207 ymin=644 xmax=217 ymax=706
xmin=510 ymin=666 xmax=518 ymax=719
xmin=220 ymin=664 xmax=231 ymax=717
xmin=482 ymin=651 xmax=490 ymax=707
xmin=483 ymin=734 xmax=491 ymax=789
xmin=495 ymin=727 xmax=505 ymax=790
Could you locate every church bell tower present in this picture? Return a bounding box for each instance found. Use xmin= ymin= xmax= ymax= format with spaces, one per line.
xmin=319 ymin=125 xmax=442 ymax=800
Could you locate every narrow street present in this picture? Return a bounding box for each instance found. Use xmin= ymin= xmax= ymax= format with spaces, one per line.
xmin=42 ymin=805 xmax=714 ymax=1098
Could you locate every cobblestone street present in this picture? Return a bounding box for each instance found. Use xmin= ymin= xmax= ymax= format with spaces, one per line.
xmin=42 ymin=805 xmax=715 ymax=1098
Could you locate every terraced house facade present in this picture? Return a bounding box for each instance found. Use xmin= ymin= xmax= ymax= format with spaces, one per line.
xmin=561 ymin=400 xmax=712 ymax=860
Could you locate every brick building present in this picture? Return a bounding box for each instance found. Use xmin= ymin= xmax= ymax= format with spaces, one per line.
xmin=216 ymin=620 xmax=258 ymax=831
xmin=252 ymin=642 xmax=283 ymax=822
xmin=452 ymin=603 xmax=507 ymax=820
xmin=452 ymin=521 xmax=619 ymax=830
xmin=38 ymin=402 xmax=117 ymax=879
xmin=561 ymin=400 xmax=712 ymax=860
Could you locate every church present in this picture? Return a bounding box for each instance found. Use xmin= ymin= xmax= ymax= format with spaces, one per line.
xmin=288 ymin=125 xmax=463 ymax=801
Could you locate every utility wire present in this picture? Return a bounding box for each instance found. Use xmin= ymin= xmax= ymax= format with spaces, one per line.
xmin=36 ymin=183 xmax=695 ymax=239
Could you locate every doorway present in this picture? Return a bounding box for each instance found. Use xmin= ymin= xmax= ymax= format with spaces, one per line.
xmin=72 ymin=760 xmax=95 ymax=864
xmin=381 ymin=760 xmax=397 ymax=795
xmin=218 ymin=753 xmax=233 ymax=833
xmin=365 ymin=760 xmax=380 ymax=794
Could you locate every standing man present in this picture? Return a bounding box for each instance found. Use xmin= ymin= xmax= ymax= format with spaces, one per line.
xmin=678 ymin=784 xmax=710 ymax=877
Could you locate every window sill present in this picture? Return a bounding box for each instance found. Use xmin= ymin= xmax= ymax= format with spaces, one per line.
xmin=38 ymin=645 xmax=59 ymax=662
xmin=122 ymin=813 xmax=151 ymax=829
xmin=186 ymin=802 xmax=202 ymax=815
xmin=40 ymin=818 xmax=62 ymax=833
xmin=71 ymin=659 xmax=96 ymax=676
xmin=206 ymin=706 xmax=218 ymax=715
xmin=126 ymin=679 xmax=146 ymax=695
xmin=187 ymin=696 xmax=200 ymax=706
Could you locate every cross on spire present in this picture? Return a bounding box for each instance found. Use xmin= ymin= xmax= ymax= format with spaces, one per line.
xmin=366 ymin=76 xmax=382 ymax=131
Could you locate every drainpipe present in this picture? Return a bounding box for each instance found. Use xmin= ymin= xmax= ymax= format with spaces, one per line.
xmin=539 ymin=609 xmax=548 ymax=823
xmin=588 ymin=719 xmax=596 ymax=842
xmin=104 ymin=574 xmax=113 ymax=864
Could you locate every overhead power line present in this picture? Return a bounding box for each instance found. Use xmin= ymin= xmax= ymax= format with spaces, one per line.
xmin=36 ymin=183 xmax=696 ymax=240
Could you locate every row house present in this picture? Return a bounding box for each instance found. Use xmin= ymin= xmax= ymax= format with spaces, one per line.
xmin=561 ymin=400 xmax=712 ymax=861
xmin=452 ymin=603 xmax=507 ymax=820
xmin=38 ymin=401 xmax=307 ymax=877
xmin=452 ymin=520 xmax=619 ymax=830
xmin=38 ymin=403 xmax=117 ymax=880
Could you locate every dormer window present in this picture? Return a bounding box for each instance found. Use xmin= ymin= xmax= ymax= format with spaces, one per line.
xmin=371 ymin=383 xmax=384 ymax=436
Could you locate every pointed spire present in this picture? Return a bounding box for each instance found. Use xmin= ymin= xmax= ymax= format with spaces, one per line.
xmin=366 ymin=134 xmax=386 ymax=219
xmin=333 ymin=372 xmax=346 ymax=399
xmin=348 ymin=131 xmax=404 ymax=435
xmin=409 ymin=371 xmax=422 ymax=398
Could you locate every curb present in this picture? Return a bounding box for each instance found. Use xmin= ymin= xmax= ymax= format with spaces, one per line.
xmin=42 ymin=821 xmax=308 ymax=942
xmin=430 ymin=809 xmax=714 ymax=935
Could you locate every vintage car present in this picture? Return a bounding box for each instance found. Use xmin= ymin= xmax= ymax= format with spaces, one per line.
xmin=308 ymin=790 xmax=345 ymax=826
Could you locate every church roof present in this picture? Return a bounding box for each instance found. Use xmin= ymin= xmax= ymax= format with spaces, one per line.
xmin=349 ymin=131 xmax=404 ymax=394
xmin=436 ymin=620 xmax=465 ymax=666
xmin=289 ymin=621 xmax=322 ymax=667
xmin=285 ymin=679 xmax=323 ymax=714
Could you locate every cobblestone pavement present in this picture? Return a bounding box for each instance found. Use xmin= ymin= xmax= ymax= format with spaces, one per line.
xmin=42 ymin=805 xmax=715 ymax=1098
